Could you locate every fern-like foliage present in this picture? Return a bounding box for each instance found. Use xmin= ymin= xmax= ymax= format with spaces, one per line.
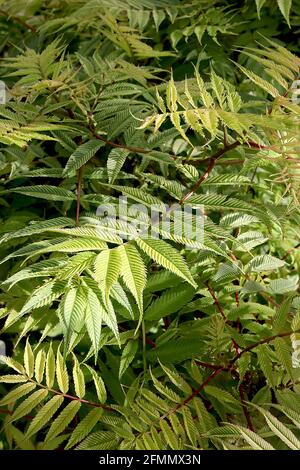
xmin=0 ymin=0 xmax=299 ymax=453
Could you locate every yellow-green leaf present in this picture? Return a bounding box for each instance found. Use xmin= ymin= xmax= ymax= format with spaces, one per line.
xmin=45 ymin=400 xmax=81 ymax=441
xmin=56 ymin=345 xmax=69 ymax=394
xmin=26 ymin=395 xmax=64 ymax=438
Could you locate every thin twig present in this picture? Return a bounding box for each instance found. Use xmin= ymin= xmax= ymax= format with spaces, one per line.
xmin=0 ymin=408 xmax=33 ymax=420
xmin=207 ymin=283 xmax=240 ymax=354
xmin=164 ymin=327 xmax=300 ymax=419
xmin=239 ymin=383 xmax=254 ymax=431
xmin=230 ymin=328 xmax=300 ymax=365
xmin=27 ymin=378 xmax=114 ymax=411
xmin=179 ymin=138 xmax=271 ymax=204
xmin=163 ymin=316 xmax=171 ymax=329
xmin=282 ymin=242 xmax=300 ymax=260
xmin=0 ymin=9 xmax=37 ymax=33
xmin=207 ymin=284 xmax=227 ymax=322
xmin=179 ymin=156 xmax=218 ymax=205
xmin=163 ymin=368 xmax=225 ymax=418
xmin=89 ymin=121 xmax=152 ymax=155
xmin=179 ymin=140 xmax=240 ymax=204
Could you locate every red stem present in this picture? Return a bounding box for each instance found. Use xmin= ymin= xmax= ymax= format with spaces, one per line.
xmin=179 ymin=141 xmax=240 ymax=204
xmin=0 ymin=9 xmax=37 ymax=33
xmin=0 ymin=408 xmax=33 ymax=420
xmin=89 ymin=122 xmax=152 ymax=155
xmin=239 ymin=384 xmax=254 ymax=431
xmin=164 ymin=327 xmax=300 ymax=419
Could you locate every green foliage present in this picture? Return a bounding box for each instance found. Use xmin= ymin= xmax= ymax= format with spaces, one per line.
xmin=0 ymin=0 xmax=299 ymax=451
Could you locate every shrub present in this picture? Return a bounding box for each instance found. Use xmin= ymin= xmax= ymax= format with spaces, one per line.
xmin=0 ymin=0 xmax=300 ymax=450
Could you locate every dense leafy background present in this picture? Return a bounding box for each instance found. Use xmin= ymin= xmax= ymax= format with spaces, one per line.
xmin=0 ymin=0 xmax=300 ymax=450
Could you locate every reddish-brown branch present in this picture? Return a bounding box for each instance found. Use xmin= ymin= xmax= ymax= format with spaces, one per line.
xmin=207 ymin=284 xmax=227 ymax=322
xmin=0 ymin=9 xmax=37 ymax=33
xmin=179 ymin=141 xmax=240 ymax=204
xmin=55 ymin=392 xmax=113 ymax=411
xmin=182 ymin=368 xmax=224 ymax=406
xmin=282 ymin=242 xmax=300 ymax=260
xmin=89 ymin=117 xmax=270 ymax=186
xmin=239 ymin=383 xmax=254 ymax=431
xmin=3 ymin=328 xmax=300 ymax=427
xmin=164 ymin=367 xmax=225 ymax=418
xmin=180 ymin=156 xmax=218 ymax=205
xmin=179 ymin=139 xmax=271 ymax=204
xmin=0 ymin=407 xmax=33 ymax=420
xmin=165 ymin=327 xmax=300 ymax=419
xmin=89 ymin=122 xmax=152 ymax=155
xmin=230 ymin=328 xmax=300 ymax=365
xmin=207 ymin=284 xmax=240 ymax=354
xmin=163 ymin=316 xmax=171 ymax=330
xmin=27 ymin=379 xmax=114 ymax=412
